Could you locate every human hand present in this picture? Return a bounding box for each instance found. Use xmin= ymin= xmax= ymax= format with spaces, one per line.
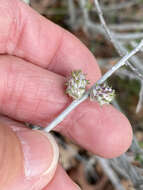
xmin=0 ymin=0 xmax=133 ymax=189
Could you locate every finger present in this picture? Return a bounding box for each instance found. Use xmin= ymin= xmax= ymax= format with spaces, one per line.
xmin=58 ymin=100 xmax=133 ymax=158
xmin=0 ymin=0 xmax=101 ymax=83
xmin=0 ymin=55 xmax=132 ymax=158
xmin=43 ymin=165 xmax=81 ymax=190
xmin=0 ymin=115 xmax=59 ymax=190
xmin=1 ymin=116 xmax=80 ymax=190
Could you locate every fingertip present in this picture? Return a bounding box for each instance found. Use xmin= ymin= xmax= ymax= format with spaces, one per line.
xmin=61 ymin=101 xmax=133 ymax=158
xmin=96 ymin=106 xmax=133 ymax=158
xmin=0 ymin=116 xmax=59 ymax=190
xmin=16 ymin=130 xmax=59 ymax=179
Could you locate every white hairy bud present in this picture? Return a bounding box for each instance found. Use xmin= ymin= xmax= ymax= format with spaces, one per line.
xmin=90 ymin=83 xmax=115 ymax=105
xmin=65 ymin=70 xmax=89 ymax=99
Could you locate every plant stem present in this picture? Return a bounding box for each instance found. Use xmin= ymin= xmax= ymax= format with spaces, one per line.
xmin=43 ymin=40 xmax=143 ymax=133
xmin=22 ymin=0 xmax=30 ymax=4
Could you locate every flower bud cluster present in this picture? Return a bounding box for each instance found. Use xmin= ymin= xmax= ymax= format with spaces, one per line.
xmin=65 ymin=70 xmax=89 ymax=99
xmin=90 ymin=83 xmax=115 ymax=105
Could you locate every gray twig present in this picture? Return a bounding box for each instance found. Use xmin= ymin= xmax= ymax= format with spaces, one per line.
xmin=97 ymin=157 xmax=126 ymax=190
xmin=101 ymin=0 xmax=140 ymax=12
xmin=110 ymin=23 xmax=143 ymax=31
xmin=67 ymin=0 xmax=76 ymax=28
xmin=98 ymin=58 xmax=140 ymax=80
xmin=22 ymin=0 xmax=30 ymax=4
xmin=43 ymin=40 xmax=143 ymax=133
xmin=93 ymin=0 xmax=143 ymax=81
xmin=117 ymin=154 xmax=143 ymax=190
xmin=136 ymin=81 xmax=143 ymax=113
xmin=116 ymin=33 xmax=143 ymax=41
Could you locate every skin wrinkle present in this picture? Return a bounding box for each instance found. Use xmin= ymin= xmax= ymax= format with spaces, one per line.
xmin=0 ymin=65 xmax=7 ymax=112
xmin=27 ymin=81 xmax=62 ymax=124
xmin=10 ymin=14 xmax=27 ymax=56
xmin=0 ymin=61 xmax=15 ymax=114
xmin=0 ymin=7 xmax=11 ymax=52
xmin=38 ymin=20 xmax=63 ymax=69
xmin=68 ymin=109 xmax=86 ymax=135
xmin=67 ymin=108 xmax=94 ymax=140
xmin=7 ymin=0 xmax=34 ymax=57
xmin=0 ymin=56 xmax=69 ymax=125
xmin=0 ymin=128 xmax=5 ymax=170
xmin=38 ymin=101 xmax=64 ymax=125
xmin=5 ymin=0 xmax=21 ymax=54
xmin=30 ymin=84 xmax=43 ymax=122
xmin=47 ymin=29 xmax=101 ymax=83
xmin=60 ymin=101 xmax=99 ymax=137
xmin=27 ymin=75 xmax=68 ymax=124
xmin=5 ymin=61 xmax=16 ymax=101
xmin=14 ymin=74 xmax=28 ymax=119
xmin=26 ymin=81 xmax=43 ymax=113
xmin=1 ymin=0 xmax=28 ymax=58
xmin=36 ymin=19 xmax=49 ymax=64
xmin=3 ymin=61 xmax=26 ymax=117
xmin=47 ymin=29 xmax=65 ymax=74
xmin=14 ymin=1 xmax=64 ymax=69
xmin=0 ymin=59 xmax=23 ymax=117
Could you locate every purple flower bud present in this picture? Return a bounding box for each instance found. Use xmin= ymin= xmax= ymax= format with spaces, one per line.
xmin=90 ymin=83 xmax=115 ymax=105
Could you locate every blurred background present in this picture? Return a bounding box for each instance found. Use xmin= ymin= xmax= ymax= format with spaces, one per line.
xmin=28 ymin=0 xmax=143 ymax=189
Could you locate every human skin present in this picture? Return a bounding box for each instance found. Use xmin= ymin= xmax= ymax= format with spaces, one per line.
xmin=0 ymin=0 xmax=133 ymax=190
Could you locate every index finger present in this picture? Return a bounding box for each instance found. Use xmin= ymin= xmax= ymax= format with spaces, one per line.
xmin=1 ymin=0 xmax=101 ymax=83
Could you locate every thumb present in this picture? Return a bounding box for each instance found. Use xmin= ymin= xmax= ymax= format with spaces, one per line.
xmin=0 ymin=116 xmax=59 ymax=190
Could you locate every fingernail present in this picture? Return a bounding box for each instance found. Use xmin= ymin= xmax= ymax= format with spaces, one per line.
xmin=15 ymin=130 xmax=59 ymax=178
